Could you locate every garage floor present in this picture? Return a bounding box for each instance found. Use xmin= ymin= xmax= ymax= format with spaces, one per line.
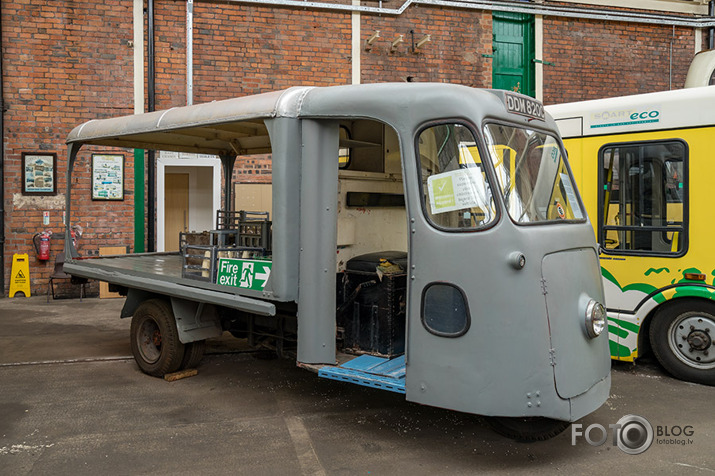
xmin=1 ymin=296 xmax=713 ymax=475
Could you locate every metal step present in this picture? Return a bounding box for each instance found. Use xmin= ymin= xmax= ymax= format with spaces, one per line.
xmin=318 ymin=354 xmax=406 ymax=394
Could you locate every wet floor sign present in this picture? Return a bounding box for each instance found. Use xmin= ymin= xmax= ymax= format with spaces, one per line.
xmin=9 ymin=253 xmax=31 ymax=298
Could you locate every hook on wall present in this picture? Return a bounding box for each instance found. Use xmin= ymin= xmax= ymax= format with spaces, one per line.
xmin=365 ymin=30 xmax=380 ymax=51
xmin=410 ymin=30 xmax=431 ymax=54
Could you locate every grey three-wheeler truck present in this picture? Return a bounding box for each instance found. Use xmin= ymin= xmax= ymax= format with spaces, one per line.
xmin=62 ymin=83 xmax=610 ymax=441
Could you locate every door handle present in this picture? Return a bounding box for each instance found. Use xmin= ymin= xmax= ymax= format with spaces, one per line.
xmin=508 ymin=252 xmax=526 ymax=270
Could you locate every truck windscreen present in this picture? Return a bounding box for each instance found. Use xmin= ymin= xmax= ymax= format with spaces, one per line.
xmin=483 ymin=123 xmax=584 ymax=224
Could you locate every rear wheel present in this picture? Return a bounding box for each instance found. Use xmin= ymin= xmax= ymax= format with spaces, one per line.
xmin=484 ymin=416 xmax=570 ymax=442
xmin=130 ymin=299 xmax=185 ymax=377
xmin=180 ymin=340 xmax=206 ymax=370
xmin=649 ymin=300 xmax=715 ymax=386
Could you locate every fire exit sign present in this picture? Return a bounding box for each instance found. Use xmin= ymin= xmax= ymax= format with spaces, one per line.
xmin=216 ymin=258 xmax=272 ymax=291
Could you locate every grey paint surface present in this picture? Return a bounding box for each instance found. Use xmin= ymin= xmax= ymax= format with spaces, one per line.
xmin=264 ymin=118 xmax=302 ymax=302
xmin=542 ymin=248 xmax=610 ymax=399
xmin=170 ymin=298 xmax=223 ymax=344
xmin=297 ymin=120 xmax=339 ymax=364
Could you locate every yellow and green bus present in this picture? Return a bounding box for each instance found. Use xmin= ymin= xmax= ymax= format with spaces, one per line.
xmin=547 ymin=86 xmax=715 ymax=385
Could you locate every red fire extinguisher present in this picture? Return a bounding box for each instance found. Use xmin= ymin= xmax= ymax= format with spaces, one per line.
xmin=32 ymin=230 xmax=53 ymax=261
xmin=71 ymin=224 xmax=83 ymax=250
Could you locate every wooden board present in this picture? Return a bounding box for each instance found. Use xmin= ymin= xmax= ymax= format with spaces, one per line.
xmin=164 ymin=369 xmax=198 ymax=381
xmin=99 ymin=246 xmax=128 ymax=298
xmin=234 ymin=183 xmax=272 ymax=216
xmin=165 ymin=173 xmax=190 ymax=251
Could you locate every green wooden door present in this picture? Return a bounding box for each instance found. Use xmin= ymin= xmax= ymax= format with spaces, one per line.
xmin=492 ymin=11 xmax=535 ymax=97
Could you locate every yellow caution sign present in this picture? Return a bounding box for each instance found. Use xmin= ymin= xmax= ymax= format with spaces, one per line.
xmin=9 ymin=253 xmax=31 ymax=298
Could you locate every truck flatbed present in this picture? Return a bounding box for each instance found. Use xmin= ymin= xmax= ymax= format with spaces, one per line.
xmin=64 ymin=253 xmax=276 ymax=316
xmin=71 ymin=253 xmax=183 ymax=279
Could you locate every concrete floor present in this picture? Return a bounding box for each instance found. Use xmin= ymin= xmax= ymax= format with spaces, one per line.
xmin=1 ymin=296 xmax=713 ymax=475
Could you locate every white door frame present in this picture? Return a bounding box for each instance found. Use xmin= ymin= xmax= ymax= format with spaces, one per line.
xmin=157 ymin=153 xmax=222 ymax=252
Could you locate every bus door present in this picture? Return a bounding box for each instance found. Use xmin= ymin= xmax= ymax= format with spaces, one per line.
xmin=600 ymin=141 xmax=686 ymax=255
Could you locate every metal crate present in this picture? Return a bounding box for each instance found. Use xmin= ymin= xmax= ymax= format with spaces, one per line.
xmin=179 ymin=211 xmax=272 ymax=282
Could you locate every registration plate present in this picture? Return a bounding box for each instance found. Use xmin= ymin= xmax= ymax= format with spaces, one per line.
xmin=504 ymin=92 xmax=545 ymax=121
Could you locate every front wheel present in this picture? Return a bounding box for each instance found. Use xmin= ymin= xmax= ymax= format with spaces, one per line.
xmin=484 ymin=416 xmax=570 ymax=442
xmin=649 ymin=300 xmax=715 ymax=386
xmin=130 ymin=299 xmax=186 ymax=377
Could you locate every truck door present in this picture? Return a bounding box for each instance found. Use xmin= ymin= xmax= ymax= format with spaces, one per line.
xmin=405 ymin=122 xmax=527 ymax=415
xmin=404 ymin=121 xmax=605 ymax=417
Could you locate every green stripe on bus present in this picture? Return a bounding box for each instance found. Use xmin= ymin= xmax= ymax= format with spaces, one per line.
xmin=610 ymin=318 xmax=640 ymax=334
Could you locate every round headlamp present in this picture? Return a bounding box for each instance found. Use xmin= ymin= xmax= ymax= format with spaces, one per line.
xmin=585 ymin=300 xmax=606 ymax=339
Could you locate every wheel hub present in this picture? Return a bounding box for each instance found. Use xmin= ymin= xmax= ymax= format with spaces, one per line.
xmin=137 ymin=319 xmax=162 ymax=364
xmin=670 ymin=314 xmax=715 ymax=368
xmin=687 ymin=330 xmax=711 ymax=351
xmin=152 ymin=330 xmax=162 ymax=347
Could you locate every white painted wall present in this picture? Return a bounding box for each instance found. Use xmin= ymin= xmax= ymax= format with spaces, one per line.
xmin=336 ymin=171 xmax=408 ymax=272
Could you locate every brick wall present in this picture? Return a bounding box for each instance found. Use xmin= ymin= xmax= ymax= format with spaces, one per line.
xmin=153 ymin=2 xmax=354 ymax=107
xmin=233 ymin=154 xmax=273 ymax=185
xmin=361 ymin=7 xmax=492 ymax=86
xmin=542 ymin=17 xmax=696 ymax=104
xmin=151 ymin=2 xmax=492 ymax=106
xmin=0 ymin=0 xmax=702 ymax=295
xmin=2 ymin=0 xmax=136 ymax=297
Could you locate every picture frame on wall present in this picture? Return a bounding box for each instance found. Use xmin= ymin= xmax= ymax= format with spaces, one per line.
xmin=91 ymin=154 xmax=124 ymax=201
xmin=22 ymin=152 xmax=57 ymax=195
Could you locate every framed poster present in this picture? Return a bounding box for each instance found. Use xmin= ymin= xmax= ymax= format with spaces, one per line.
xmin=92 ymin=154 xmax=124 ymax=200
xmin=22 ymin=152 xmax=57 ymax=195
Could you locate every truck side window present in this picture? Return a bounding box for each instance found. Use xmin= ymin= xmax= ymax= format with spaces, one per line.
xmin=599 ymin=140 xmax=687 ymax=255
xmin=417 ymin=123 xmax=496 ymax=230
xmin=422 ymin=283 xmax=470 ymax=337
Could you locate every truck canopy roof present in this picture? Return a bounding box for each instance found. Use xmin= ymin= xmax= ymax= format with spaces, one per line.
xmin=66 ymin=87 xmax=309 ymax=156
xmin=67 ymin=83 xmax=540 ymax=156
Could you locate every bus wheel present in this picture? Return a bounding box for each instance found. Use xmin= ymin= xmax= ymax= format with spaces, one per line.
xmin=650 ymin=300 xmax=715 ymax=386
xmin=484 ymin=416 xmax=570 ymax=442
xmin=130 ymin=299 xmax=186 ymax=377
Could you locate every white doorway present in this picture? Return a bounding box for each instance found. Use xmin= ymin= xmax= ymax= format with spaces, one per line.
xmin=157 ymin=153 xmax=222 ymax=252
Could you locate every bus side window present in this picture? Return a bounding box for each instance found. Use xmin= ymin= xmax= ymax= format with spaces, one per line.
xmin=599 ymin=141 xmax=687 ymax=256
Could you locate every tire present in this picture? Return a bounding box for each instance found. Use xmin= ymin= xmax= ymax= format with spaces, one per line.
xmin=180 ymin=340 xmax=206 ymax=370
xmin=649 ymin=300 xmax=715 ymax=386
xmin=484 ymin=416 xmax=570 ymax=442
xmin=130 ymin=299 xmax=186 ymax=377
